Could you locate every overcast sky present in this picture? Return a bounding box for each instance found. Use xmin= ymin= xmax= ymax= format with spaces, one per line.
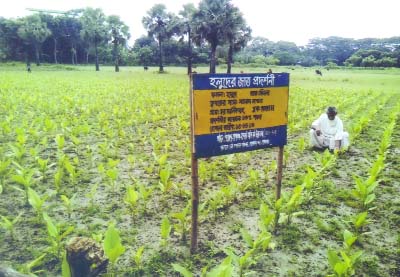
xmin=1 ymin=0 xmax=399 ymax=46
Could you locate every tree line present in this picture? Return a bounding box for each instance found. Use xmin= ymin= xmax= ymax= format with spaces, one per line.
xmin=1 ymin=0 xmax=400 ymax=72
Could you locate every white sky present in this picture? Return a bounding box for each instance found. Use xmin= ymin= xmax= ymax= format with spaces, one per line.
xmin=1 ymin=0 xmax=399 ymax=46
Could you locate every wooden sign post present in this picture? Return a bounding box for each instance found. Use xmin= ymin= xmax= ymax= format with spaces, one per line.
xmin=190 ymin=73 xmax=289 ymax=253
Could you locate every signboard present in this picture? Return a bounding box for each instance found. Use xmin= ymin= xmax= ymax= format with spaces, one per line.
xmin=191 ymin=73 xmax=289 ymax=158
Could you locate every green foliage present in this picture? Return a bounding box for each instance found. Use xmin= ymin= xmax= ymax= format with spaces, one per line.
xmin=124 ymin=185 xmax=139 ymax=215
xmin=258 ymin=203 xmax=275 ymax=232
xmin=133 ymin=246 xmax=145 ymax=269
xmin=159 ymin=168 xmax=173 ymax=193
xmin=160 ymin=216 xmax=172 ymax=247
xmin=28 ymin=187 xmax=48 ymax=218
xmin=17 ymin=14 xmax=51 ymax=65
xmin=343 ymin=229 xmax=357 ymax=250
xmin=62 ymin=251 xmax=71 ymax=277
xmin=0 ymin=212 xmax=23 ymax=238
xmin=352 ymin=176 xmax=378 ymax=209
xmin=104 ymin=222 xmax=126 ymax=265
xmin=172 ymin=263 xmax=193 ymax=277
xmin=206 ymin=256 xmax=233 ymax=277
xmin=352 ymin=212 xmax=369 ymax=233
xmin=60 ymin=194 xmax=74 ymax=218
xmin=327 ymin=250 xmax=362 ymax=277
xmin=17 ymin=253 xmax=47 ymax=276
xmin=43 ymin=212 xmax=74 ymax=259
xmin=172 ymin=203 xmax=191 ymax=241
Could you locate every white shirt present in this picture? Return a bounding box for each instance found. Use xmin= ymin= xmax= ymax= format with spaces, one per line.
xmin=312 ymin=114 xmax=345 ymax=140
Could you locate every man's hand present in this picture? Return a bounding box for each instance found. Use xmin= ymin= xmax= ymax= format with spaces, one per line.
xmin=316 ymin=130 xmax=321 ymax=136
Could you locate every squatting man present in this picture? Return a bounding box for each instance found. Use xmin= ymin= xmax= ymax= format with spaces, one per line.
xmin=310 ymin=106 xmax=349 ymax=151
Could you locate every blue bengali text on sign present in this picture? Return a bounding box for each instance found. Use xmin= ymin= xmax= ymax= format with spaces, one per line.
xmin=192 ymin=73 xmax=289 ymax=158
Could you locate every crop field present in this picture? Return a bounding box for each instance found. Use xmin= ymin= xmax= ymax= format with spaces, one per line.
xmin=0 ymin=65 xmax=399 ymax=276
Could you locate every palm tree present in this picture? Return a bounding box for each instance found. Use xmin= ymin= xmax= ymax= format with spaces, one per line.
xmin=80 ymin=8 xmax=107 ymax=71
xmin=192 ymin=0 xmax=249 ymax=74
xmin=107 ymin=15 xmax=130 ymax=72
xmin=17 ymin=14 xmax=51 ymax=66
xmin=178 ymin=4 xmax=197 ymax=74
xmin=224 ymin=3 xmax=251 ymax=73
xmin=142 ymin=4 xmax=177 ymax=72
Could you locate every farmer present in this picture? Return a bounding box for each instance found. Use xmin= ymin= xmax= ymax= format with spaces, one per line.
xmin=310 ymin=106 xmax=349 ymax=151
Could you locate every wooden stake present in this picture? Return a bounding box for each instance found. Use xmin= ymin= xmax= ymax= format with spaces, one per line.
xmin=274 ymin=146 xmax=284 ymax=234
xmin=190 ymin=155 xmax=199 ymax=254
xmin=276 ymin=146 xmax=284 ymax=200
xmin=189 ymin=73 xmax=199 ymax=254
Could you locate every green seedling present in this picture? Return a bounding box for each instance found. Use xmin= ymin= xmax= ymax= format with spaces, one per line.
xmin=55 ymin=134 xmax=65 ymax=152
xmin=0 ymin=212 xmax=23 ymax=239
xmin=225 ymin=247 xmax=259 ymax=277
xmin=12 ymin=164 xmax=36 ymax=202
xmin=62 ymin=250 xmax=71 ymax=277
xmin=343 ymin=229 xmax=357 ymax=250
xmin=273 ymin=198 xmax=283 ymax=233
xmin=54 ymin=168 xmax=64 ymax=194
xmin=172 ymin=203 xmax=191 ymax=241
xmin=206 ymin=256 xmax=233 ymax=277
xmin=259 ymin=203 xmax=275 ymax=233
xmin=327 ymin=249 xmax=362 ymax=277
xmin=106 ymin=168 xmax=119 ymax=192
xmin=0 ymin=159 xmax=11 ymax=193
xmin=44 ymin=118 xmax=56 ymax=132
xmin=160 ymin=216 xmax=172 ymax=247
xmin=37 ymin=158 xmax=52 ymax=180
xmin=302 ymin=166 xmax=318 ymax=190
xmin=132 ymin=246 xmax=145 ymax=270
xmin=159 ymin=168 xmax=174 ymax=193
xmin=172 ymin=263 xmax=193 ymax=277
xmin=368 ymin=155 xmax=384 ymax=182
xmin=263 ymin=160 xmax=277 ymax=182
xmin=315 ymin=149 xmax=337 ymax=171
xmin=28 ymin=187 xmax=48 ymax=219
xmin=127 ymin=155 xmax=135 ymax=167
xmin=60 ymin=194 xmax=75 ymax=218
xmin=125 ymin=185 xmax=140 ymax=216
xmin=103 ymin=222 xmax=126 ymax=268
xmin=285 ymin=185 xmax=304 ymax=225
xmin=64 ymin=156 xmax=78 ymax=186
xmin=70 ymin=134 xmax=81 ymax=146
xmin=42 ymin=212 xmax=74 ymax=259
xmin=17 ymin=253 xmax=47 ymax=276
xmin=153 ymin=152 xmax=168 ymax=167
xmin=297 ymin=137 xmax=306 ymax=152
xmin=29 ymin=146 xmax=40 ymax=159
xmin=241 ymin=228 xmax=272 ymax=252
xmin=85 ymin=183 xmax=99 ymax=209
xmin=352 ymin=212 xmax=369 ymax=233
xmin=9 ymin=143 xmax=26 ymax=162
xmin=245 ymin=170 xmax=259 ymax=192
xmin=352 ymin=176 xmax=378 ymax=209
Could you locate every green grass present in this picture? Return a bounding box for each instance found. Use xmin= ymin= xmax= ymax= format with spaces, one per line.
xmin=0 ymin=64 xmax=399 ymax=276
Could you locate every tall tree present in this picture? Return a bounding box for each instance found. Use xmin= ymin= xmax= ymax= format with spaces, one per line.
xmin=178 ymin=3 xmax=197 ymax=74
xmin=60 ymin=15 xmax=82 ymax=65
xmin=224 ymin=3 xmax=251 ymax=73
xmin=38 ymin=14 xmax=62 ymax=64
xmin=17 ymin=14 xmax=51 ymax=66
xmin=142 ymin=4 xmax=177 ymax=72
xmin=107 ymin=15 xmax=130 ymax=72
xmin=0 ymin=17 xmax=25 ymax=61
xmin=192 ymin=0 xmax=244 ymax=73
xmin=80 ymin=8 xmax=107 ymax=71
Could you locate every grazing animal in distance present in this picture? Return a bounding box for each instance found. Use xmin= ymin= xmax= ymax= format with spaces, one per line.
xmin=315 ymin=69 xmax=322 ymax=76
xmin=144 ymin=66 xmax=148 ymax=71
